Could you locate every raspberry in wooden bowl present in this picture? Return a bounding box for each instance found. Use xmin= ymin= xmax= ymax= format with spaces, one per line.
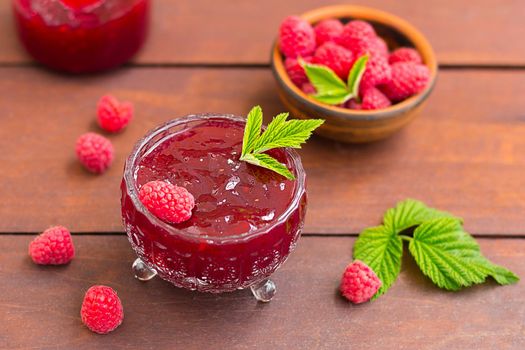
xmin=121 ymin=112 xmax=316 ymax=301
xmin=271 ymin=5 xmax=437 ymax=143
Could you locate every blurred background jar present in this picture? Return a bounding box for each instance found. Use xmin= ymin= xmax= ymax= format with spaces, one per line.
xmin=12 ymin=0 xmax=150 ymax=73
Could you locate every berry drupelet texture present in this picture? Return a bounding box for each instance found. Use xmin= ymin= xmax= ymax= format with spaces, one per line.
xmin=28 ymin=226 xmax=75 ymax=265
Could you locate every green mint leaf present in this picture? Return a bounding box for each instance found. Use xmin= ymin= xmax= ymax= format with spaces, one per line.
xmin=253 ymin=118 xmax=325 ymax=153
xmin=383 ymin=199 xmax=461 ymax=234
xmin=353 ymin=225 xmax=403 ymax=299
xmin=301 ymin=61 xmax=352 ymax=105
xmin=240 ymin=106 xmax=323 ymax=179
xmin=313 ymin=91 xmax=354 ymax=105
xmin=408 ymin=218 xmax=489 ymax=290
xmin=241 ymin=105 xmax=263 ymax=157
xmin=241 ymin=153 xmax=295 ymax=180
xmin=347 ymin=54 xmax=369 ymax=99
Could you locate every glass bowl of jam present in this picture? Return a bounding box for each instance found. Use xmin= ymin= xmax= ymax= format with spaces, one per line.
xmin=13 ymin=0 xmax=150 ymax=73
xmin=121 ymin=114 xmax=308 ymax=302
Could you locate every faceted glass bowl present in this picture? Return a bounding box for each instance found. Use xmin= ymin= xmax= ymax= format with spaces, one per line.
xmin=121 ymin=114 xmax=307 ymax=301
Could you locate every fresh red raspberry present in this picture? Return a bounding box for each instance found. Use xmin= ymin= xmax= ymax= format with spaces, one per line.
xmin=97 ymin=95 xmax=133 ymax=133
xmin=28 ymin=226 xmax=74 ymax=265
xmin=75 ymin=133 xmax=114 ymax=174
xmin=361 ymin=87 xmax=392 ymax=110
xmin=139 ymin=180 xmax=195 ymax=224
xmin=314 ymin=19 xmax=344 ymax=46
xmin=284 ymin=57 xmax=312 ymax=87
xmin=340 ymin=260 xmax=382 ymax=303
xmin=389 ymin=47 xmax=422 ymax=64
xmin=312 ymin=42 xmax=354 ymax=80
xmin=279 ymin=16 xmax=316 ymax=58
xmin=359 ymin=56 xmax=392 ymax=92
xmin=339 ymin=20 xmax=376 ymax=45
xmin=301 ymin=82 xmax=316 ymax=95
xmin=346 ymin=99 xmax=362 ymax=110
xmin=81 ymin=285 xmax=123 ymax=334
xmin=380 ymin=62 xmax=430 ymax=101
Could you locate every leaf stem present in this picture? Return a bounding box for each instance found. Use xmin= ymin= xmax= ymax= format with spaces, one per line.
xmin=400 ymin=235 xmax=413 ymax=242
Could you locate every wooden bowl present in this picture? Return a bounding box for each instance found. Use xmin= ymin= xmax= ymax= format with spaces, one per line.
xmin=271 ymin=5 xmax=438 ymax=143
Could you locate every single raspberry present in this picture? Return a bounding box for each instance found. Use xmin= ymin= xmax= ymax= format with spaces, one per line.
xmin=339 ymin=20 xmax=376 ymax=44
xmin=97 ymin=95 xmax=133 ymax=133
xmin=361 ymin=87 xmax=392 ymax=110
xmin=314 ymin=19 xmax=344 ymax=46
xmin=340 ymin=260 xmax=382 ymax=303
xmin=284 ymin=57 xmax=312 ymax=87
xmin=75 ymin=133 xmax=114 ymax=174
xmin=359 ymin=56 xmax=392 ymax=92
xmin=301 ymin=82 xmax=316 ymax=95
xmin=139 ymin=180 xmax=195 ymax=224
xmin=81 ymin=285 xmax=123 ymax=334
xmin=389 ymin=47 xmax=422 ymax=65
xmin=28 ymin=226 xmax=75 ymax=265
xmin=312 ymin=42 xmax=354 ymax=80
xmin=380 ymin=62 xmax=430 ymax=101
xmin=279 ymin=16 xmax=316 ymax=58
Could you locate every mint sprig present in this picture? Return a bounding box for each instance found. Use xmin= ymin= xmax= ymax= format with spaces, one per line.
xmin=353 ymin=199 xmax=519 ymax=299
xmin=301 ymin=54 xmax=369 ymax=105
xmin=240 ymin=106 xmax=324 ymax=180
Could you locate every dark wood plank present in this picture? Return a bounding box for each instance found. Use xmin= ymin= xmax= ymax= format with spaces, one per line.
xmin=1 ymin=67 xmax=525 ymax=235
xmin=0 ymin=235 xmax=523 ymax=349
xmin=1 ymin=0 xmax=525 ymax=66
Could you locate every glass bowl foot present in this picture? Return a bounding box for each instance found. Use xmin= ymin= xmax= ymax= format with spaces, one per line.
xmin=132 ymin=258 xmax=157 ymax=281
xmin=250 ymin=279 xmax=276 ymax=302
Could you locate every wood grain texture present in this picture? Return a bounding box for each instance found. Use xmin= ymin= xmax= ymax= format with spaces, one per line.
xmin=1 ymin=67 xmax=525 ymax=235
xmin=0 ymin=235 xmax=523 ymax=350
xmin=1 ymin=0 xmax=525 ymax=66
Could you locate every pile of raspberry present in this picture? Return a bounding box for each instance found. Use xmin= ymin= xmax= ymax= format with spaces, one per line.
xmin=279 ymin=16 xmax=431 ymax=110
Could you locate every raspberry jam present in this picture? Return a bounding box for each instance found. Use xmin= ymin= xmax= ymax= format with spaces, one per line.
xmin=121 ymin=115 xmax=307 ymax=293
xmin=13 ymin=0 xmax=150 ymax=73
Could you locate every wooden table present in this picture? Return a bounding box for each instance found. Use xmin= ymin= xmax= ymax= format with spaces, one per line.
xmin=1 ymin=1 xmax=524 ymax=349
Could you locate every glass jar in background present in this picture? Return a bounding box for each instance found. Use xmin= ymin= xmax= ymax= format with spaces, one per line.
xmin=12 ymin=0 xmax=150 ymax=73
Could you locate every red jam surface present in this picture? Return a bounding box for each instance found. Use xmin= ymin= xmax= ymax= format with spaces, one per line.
xmin=121 ymin=116 xmax=307 ymax=292
xmin=13 ymin=0 xmax=150 ymax=73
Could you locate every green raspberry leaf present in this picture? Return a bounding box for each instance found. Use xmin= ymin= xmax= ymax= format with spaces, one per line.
xmin=301 ymin=61 xmax=353 ymax=105
xmin=485 ymin=264 xmax=520 ymax=285
xmin=241 ymin=153 xmax=295 ymax=180
xmin=347 ymin=54 xmax=369 ymax=99
xmin=353 ymin=225 xmax=403 ymax=299
xmin=409 ymin=218 xmax=490 ymax=290
xmin=241 ymin=105 xmax=263 ymax=157
xmin=383 ymin=199 xmax=461 ymax=234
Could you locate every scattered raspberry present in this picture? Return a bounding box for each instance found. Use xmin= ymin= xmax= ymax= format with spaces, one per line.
xmin=340 ymin=260 xmax=382 ymax=303
xmin=361 ymin=87 xmax=392 ymax=110
xmin=284 ymin=57 xmax=311 ymax=87
xmin=81 ymin=285 xmax=123 ymax=334
xmin=97 ymin=95 xmax=133 ymax=133
xmin=389 ymin=47 xmax=422 ymax=64
xmin=359 ymin=56 xmax=392 ymax=92
xmin=279 ymin=16 xmax=316 ymax=58
xmin=301 ymin=82 xmax=316 ymax=95
xmin=75 ymin=133 xmax=114 ymax=174
xmin=139 ymin=180 xmax=195 ymax=224
xmin=314 ymin=19 xmax=344 ymax=46
xmin=28 ymin=226 xmax=74 ymax=265
xmin=312 ymin=42 xmax=354 ymax=80
xmin=380 ymin=62 xmax=430 ymax=101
